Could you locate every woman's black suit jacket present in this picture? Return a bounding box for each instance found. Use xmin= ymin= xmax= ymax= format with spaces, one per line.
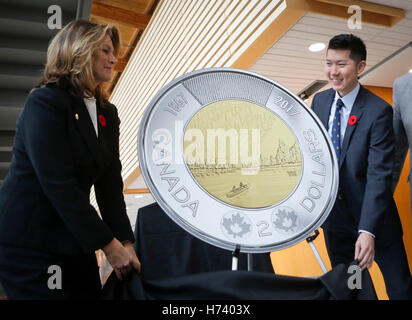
xmin=0 ymin=84 xmax=134 ymax=256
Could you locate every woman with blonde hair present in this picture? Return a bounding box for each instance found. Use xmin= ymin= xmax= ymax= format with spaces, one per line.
xmin=0 ymin=19 xmax=140 ymax=299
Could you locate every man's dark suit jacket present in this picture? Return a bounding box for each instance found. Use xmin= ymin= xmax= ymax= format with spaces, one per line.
xmin=311 ymin=86 xmax=403 ymax=245
xmin=0 ymin=83 xmax=134 ymax=255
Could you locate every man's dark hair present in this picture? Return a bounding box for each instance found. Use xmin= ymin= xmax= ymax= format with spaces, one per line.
xmin=328 ymin=34 xmax=367 ymax=63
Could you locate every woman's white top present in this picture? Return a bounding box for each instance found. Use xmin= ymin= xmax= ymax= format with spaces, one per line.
xmin=83 ymin=97 xmax=98 ymax=137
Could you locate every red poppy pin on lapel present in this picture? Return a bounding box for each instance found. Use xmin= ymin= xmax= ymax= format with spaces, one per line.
xmin=348 ymin=115 xmax=357 ymax=126
xmin=99 ymin=115 xmax=106 ymax=127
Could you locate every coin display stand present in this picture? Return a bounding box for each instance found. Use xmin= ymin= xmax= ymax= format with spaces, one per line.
xmin=231 ymin=245 xmax=240 ymax=271
xmin=231 ymin=232 xmax=327 ymax=273
xmin=306 ymin=230 xmax=327 ymax=274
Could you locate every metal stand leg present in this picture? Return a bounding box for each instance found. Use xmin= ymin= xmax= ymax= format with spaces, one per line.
xmin=306 ymin=230 xmax=328 ymax=274
xmin=232 ymin=245 xmax=240 ymax=271
xmin=247 ymin=253 xmax=253 ymax=271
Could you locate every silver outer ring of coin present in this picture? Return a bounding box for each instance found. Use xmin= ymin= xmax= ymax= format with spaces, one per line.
xmin=138 ymin=67 xmax=338 ymax=253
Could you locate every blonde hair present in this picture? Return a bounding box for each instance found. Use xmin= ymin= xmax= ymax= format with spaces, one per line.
xmin=35 ymin=19 xmax=120 ymax=100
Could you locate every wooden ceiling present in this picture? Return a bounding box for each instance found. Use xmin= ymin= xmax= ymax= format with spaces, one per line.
xmin=89 ymin=0 xmax=160 ymax=94
xmin=248 ymin=0 xmax=411 ymax=95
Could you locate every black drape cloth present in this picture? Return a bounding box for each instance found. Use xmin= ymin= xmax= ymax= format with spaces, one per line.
xmin=134 ymin=203 xmax=273 ymax=280
xmin=101 ymin=262 xmax=377 ymax=300
xmin=104 ymin=203 xmax=377 ymax=300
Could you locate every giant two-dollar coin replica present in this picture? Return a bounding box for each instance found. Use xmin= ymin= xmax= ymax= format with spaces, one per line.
xmin=138 ymin=68 xmax=338 ymax=253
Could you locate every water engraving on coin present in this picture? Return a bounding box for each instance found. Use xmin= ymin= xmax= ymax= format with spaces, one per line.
xmin=184 ymin=99 xmax=302 ymax=208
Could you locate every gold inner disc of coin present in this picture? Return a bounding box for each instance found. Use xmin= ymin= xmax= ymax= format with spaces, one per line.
xmin=183 ymin=99 xmax=302 ymax=208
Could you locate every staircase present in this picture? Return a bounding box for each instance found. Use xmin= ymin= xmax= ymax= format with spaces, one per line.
xmin=0 ymin=0 xmax=92 ymax=185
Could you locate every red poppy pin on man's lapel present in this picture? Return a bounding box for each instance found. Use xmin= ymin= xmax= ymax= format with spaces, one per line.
xmin=349 ymin=115 xmax=357 ymax=126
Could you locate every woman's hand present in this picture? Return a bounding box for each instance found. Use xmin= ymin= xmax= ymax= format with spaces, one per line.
xmin=123 ymin=241 xmax=141 ymax=273
xmin=103 ymin=238 xmax=139 ymax=280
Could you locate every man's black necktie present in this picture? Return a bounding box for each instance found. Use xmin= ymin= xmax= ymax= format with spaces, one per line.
xmin=331 ymin=99 xmax=344 ymax=161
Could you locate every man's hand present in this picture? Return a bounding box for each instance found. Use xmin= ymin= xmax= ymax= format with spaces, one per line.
xmin=354 ymin=233 xmax=375 ymax=270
